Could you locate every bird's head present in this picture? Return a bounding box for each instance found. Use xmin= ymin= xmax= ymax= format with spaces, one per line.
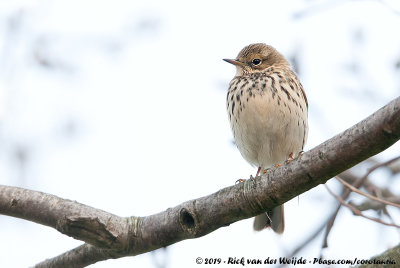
xmin=224 ymin=43 xmax=290 ymax=76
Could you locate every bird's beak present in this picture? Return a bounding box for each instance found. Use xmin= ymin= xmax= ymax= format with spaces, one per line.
xmin=223 ymin=58 xmax=244 ymax=67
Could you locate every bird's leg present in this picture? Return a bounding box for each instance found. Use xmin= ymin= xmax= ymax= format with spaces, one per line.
xmin=249 ymin=167 xmax=262 ymax=180
xmin=255 ymin=166 xmax=262 ymax=176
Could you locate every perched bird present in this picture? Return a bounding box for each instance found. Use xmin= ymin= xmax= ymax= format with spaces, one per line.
xmin=224 ymin=43 xmax=308 ymax=233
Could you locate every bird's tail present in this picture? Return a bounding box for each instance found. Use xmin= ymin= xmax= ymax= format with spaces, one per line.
xmin=253 ymin=204 xmax=284 ymax=234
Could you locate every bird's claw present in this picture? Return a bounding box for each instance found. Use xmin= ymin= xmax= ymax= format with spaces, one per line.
xmin=235 ymin=178 xmax=247 ymax=184
xmin=284 ymin=152 xmax=295 ymax=164
xmin=262 ymin=168 xmax=271 ymax=174
xmin=235 ymin=174 xmax=257 ymax=184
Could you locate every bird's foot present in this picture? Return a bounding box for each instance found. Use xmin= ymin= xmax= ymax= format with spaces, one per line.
xmin=262 ymin=168 xmax=271 ymax=174
xmin=235 ymin=167 xmax=262 ymax=184
xmin=284 ymin=151 xmax=305 ymax=164
xmin=235 ymin=175 xmax=255 ymax=184
xmin=284 ymin=152 xmax=295 ymax=165
xmin=261 ymin=164 xmax=281 ymax=175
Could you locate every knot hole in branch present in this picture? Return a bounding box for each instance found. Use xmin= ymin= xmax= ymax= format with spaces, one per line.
xmin=179 ymin=208 xmax=196 ymax=234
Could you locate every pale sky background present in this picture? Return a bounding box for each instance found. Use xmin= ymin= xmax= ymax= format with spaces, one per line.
xmin=1 ymin=0 xmax=400 ymax=267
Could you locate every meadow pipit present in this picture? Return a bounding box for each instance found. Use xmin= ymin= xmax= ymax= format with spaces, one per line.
xmin=224 ymin=43 xmax=308 ymax=233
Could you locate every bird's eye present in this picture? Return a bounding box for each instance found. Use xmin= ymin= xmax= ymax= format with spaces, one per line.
xmin=252 ymin=59 xmax=261 ymax=65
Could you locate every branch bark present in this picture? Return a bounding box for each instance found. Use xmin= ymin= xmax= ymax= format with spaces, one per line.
xmin=353 ymin=243 xmax=400 ymax=268
xmin=1 ymin=97 xmax=400 ymax=267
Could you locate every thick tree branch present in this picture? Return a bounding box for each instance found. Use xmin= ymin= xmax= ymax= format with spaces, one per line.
xmin=1 ymin=97 xmax=400 ymax=267
xmin=353 ymin=243 xmax=400 ymax=268
xmin=0 ymin=186 xmax=131 ymax=250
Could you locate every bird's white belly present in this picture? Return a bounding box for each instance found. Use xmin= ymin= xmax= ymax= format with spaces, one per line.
xmin=231 ymin=93 xmax=305 ymax=168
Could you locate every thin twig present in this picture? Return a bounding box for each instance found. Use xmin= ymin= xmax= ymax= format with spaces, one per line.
xmin=325 ymin=185 xmax=400 ymax=228
xmin=335 ymin=176 xmax=400 ymax=209
xmin=322 ymin=156 xmax=400 ymax=247
xmin=339 ymin=169 xmax=396 ymax=199
xmin=358 ymin=156 xmax=400 ymax=188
